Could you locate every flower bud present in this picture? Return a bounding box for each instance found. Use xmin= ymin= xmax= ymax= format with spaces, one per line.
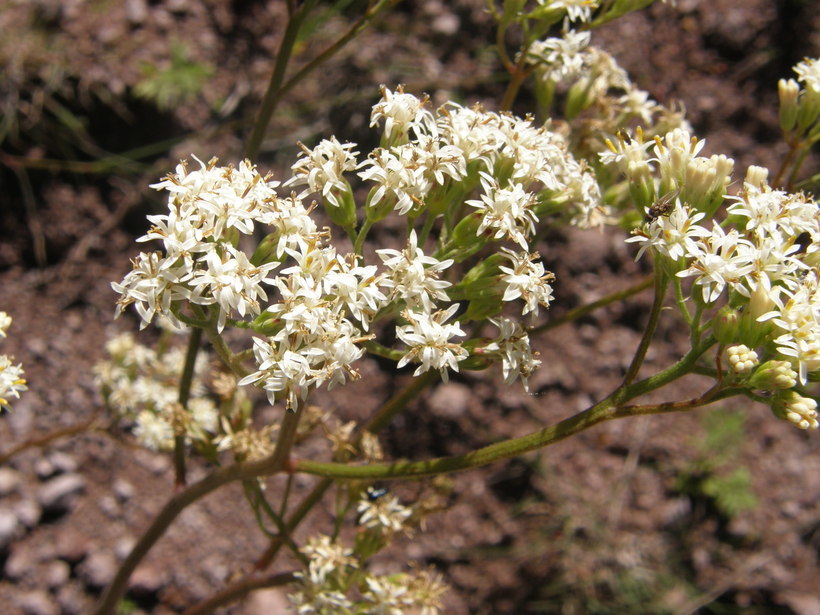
xmin=796 ymin=86 xmax=820 ymax=135
xmin=778 ymin=78 xmax=800 ymax=134
xmin=365 ymin=186 xmax=397 ymax=223
xmin=445 ymin=213 xmax=486 ymax=261
xmin=725 ymin=344 xmax=759 ymax=375
xmin=748 ymin=360 xmax=798 ymax=390
xmin=565 ymin=78 xmax=593 ymax=120
xmin=771 ymin=391 xmax=819 ymax=430
xmin=251 ymin=232 xmax=286 ymax=265
xmin=713 ymin=306 xmax=740 ymax=345
xmin=323 ymin=180 xmax=357 ymax=231
xmin=743 ymin=165 xmax=769 ymax=191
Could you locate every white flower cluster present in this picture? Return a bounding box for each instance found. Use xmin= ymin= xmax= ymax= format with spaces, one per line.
xmin=612 ymin=124 xmax=819 ymax=426
xmin=94 ymin=332 xmax=218 ymax=450
xmin=526 ymin=29 xmax=691 ymax=154
xmin=113 ymin=157 xmax=290 ymax=332
xmin=113 ymin=83 xmax=608 ymax=412
xmin=289 ymin=490 xmax=446 ymax=614
xmin=0 ymin=312 xmax=27 ymax=413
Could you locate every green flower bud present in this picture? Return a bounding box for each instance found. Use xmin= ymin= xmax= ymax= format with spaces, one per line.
xmin=778 ymin=78 xmax=800 ymax=134
xmin=748 ymin=360 xmax=798 ymax=390
xmin=444 ymin=213 xmax=486 ymax=261
xmin=251 ymin=233 xmax=286 ymax=266
xmin=565 ymin=78 xmax=594 ymax=121
xmin=250 ymin=310 xmax=283 ymax=337
xmin=323 ymin=179 xmax=357 ymax=231
xmin=365 ymin=186 xmax=397 ymax=223
xmin=725 ymin=344 xmax=758 ymax=376
xmin=713 ymin=306 xmax=741 ymax=345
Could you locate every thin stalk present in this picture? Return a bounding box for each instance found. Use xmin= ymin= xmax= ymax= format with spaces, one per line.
xmin=294 ymin=338 xmax=719 ymax=482
xmin=253 ymin=370 xmax=439 ymax=570
xmin=354 ymin=218 xmax=374 ymax=255
xmin=622 ymin=266 xmax=668 ymax=387
xmin=181 ymin=572 xmax=297 ymax=615
xmin=529 ymin=275 xmax=653 ymax=335
xmin=245 ymin=1 xmax=317 ymax=161
xmin=173 ymin=327 xmax=203 ymax=487
xmin=93 ymin=453 xmax=291 ymax=615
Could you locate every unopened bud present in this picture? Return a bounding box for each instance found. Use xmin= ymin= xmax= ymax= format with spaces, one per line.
xmin=778 ymin=78 xmax=800 ymax=134
xmin=713 ymin=306 xmax=740 ymax=344
xmin=771 ymin=391 xmax=819 ymax=430
xmin=748 ymin=360 xmax=798 ymax=390
xmin=725 ymin=344 xmax=758 ymax=375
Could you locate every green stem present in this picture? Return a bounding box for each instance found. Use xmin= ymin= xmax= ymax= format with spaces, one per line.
xmin=294 ymin=339 xmax=717 ymax=481
xmin=245 ymin=1 xmax=317 ymax=161
xmin=354 ymin=218 xmax=374 ymax=255
xmin=252 ymin=370 xmax=438 ymax=570
xmin=93 ymin=453 xmax=291 ymax=615
xmin=181 ymin=572 xmax=297 ymax=615
xmin=173 ymin=327 xmax=203 ymax=487
xmin=622 ymin=266 xmax=668 ymax=387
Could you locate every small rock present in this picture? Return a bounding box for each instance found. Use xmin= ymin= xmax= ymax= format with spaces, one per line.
xmin=245 ymin=588 xmax=292 ymax=614
xmin=17 ymin=589 xmax=59 ymax=615
xmin=129 ymin=562 xmax=168 ymax=596
xmin=5 ymin=544 xmax=36 ymax=580
xmin=0 ymin=467 xmax=22 ymax=496
xmin=55 ymin=528 xmax=90 ymax=564
xmin=37 ymin=473 xmax=86 ymax=515
xmin=112 ymin=478 xmax=135 ymax=502
xmin=15 ymin=498 xmax=42 ymax=528
xmin=78 ymin=550 xmax=118 ymax=589
xmin=43 ymin=559 xmax=71 ymax=589
xmin=48 ymin=451 xmax=78 ymax=475
xmin=777 ymin=591 xmax=820 ymax=615
xmin=98 ymin=495 xmax=120 ymax=518
xmin=125 ymin=0 xmax=149 ymax=24
xmin=0 ymin=509 xmax=20 ymax=551
xmin=114 ymin=536 xmax=136 ymax=560
xmin=428 ymin=382 xmax=471 ymax=418
xmin=56 ymin=582 xmax=89 ymax=615
xmin=34 ymin=457 xmax=56 ymax=480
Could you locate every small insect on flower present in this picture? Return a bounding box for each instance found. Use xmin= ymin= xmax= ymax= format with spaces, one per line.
xmin=645 ymin=189 xmax=681 ymax=221
xmin=367 ymin=487 xmax=389 ymax=501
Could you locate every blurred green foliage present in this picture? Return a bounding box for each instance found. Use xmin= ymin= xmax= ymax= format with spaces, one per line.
xmin=134 ymin=42 xmax=214 ymax=111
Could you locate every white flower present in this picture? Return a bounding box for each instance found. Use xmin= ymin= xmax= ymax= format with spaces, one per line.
xmin=0 ymin=356 xmax=27 ymax=412
xmin=133 ymin=410 xmax=174 ymax=451
xmin=357 ymin=489 xmax=413 ymax=534
xmin=370 ymin=85 xmax=436 ymax=142
xmin=467 ymin=172 xmax=538 ymax=249
xmin=483 ymin=317 xmax=541 ymax=391
xmin=625 ymin=200 xmax=710 ymax=262
xmin=377 ymin=230 xmax=453 ymax=312
xmin=0 ymin=311 xmax=13 ymax=338
xmin=498 ymin=248 xmax=555 ymax=318
xmin=794 ymin=57 xmax=820 ymax=93
xmin=538 ymin=0 xmax=599 ymax=23
xmin=396 ymin=305 xmax=468 ymax=382
xmin=358 ymin=147 xmax=422 ymax=215
xmin=285 ymin=137 xmax=359 ymax=207
xmin=678 ymin=224 xmax=756 ymax=303
xmin=189 ymin=244 xmax=278 ymax=331
xmin=112 ymin=251 xmax=192 ymax=329
xmin=526 ymin=30 xmax=591 ymax=83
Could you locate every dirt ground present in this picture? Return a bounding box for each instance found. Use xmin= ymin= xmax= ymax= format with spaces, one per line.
xmin=1 ymin=1 xmax=818 ymax=614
